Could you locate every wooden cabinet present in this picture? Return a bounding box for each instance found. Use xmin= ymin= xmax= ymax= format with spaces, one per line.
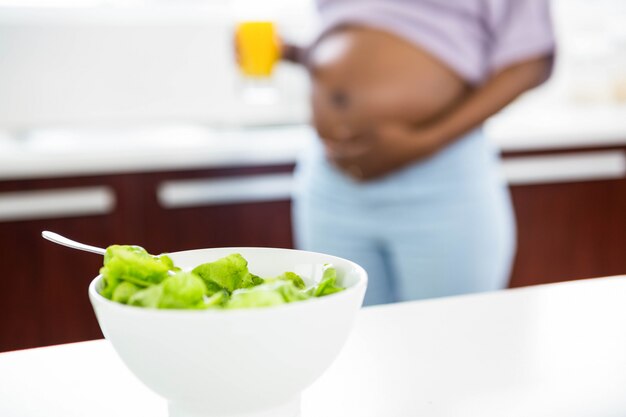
xmin=503 ymin=146 xmax=626 ymax=287
xmin=509 ymin=179 xmax=626 ymax=286
xmin=0 ymin=165 xmax=294 ymax=353
xmin=0 ymin=177 xmax=126 ymax=352
xmin=141 ymin=166 xmax=294 ymax=254
xmin=1 ymin=145 xmax=625 ymax=352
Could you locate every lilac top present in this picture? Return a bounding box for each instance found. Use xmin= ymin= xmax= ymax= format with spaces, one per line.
xmin=315 ymin=0 xmax=556 ymax=85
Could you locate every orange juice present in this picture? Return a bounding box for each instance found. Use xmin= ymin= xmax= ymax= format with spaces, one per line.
xmin=235 ymin=21 xmax=280 ymax=77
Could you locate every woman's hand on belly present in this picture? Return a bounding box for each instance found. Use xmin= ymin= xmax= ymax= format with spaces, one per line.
xmin=312 ymin=82 xmax=443 ymax=181
xmin=326 ymin=121 xmax=442 ymax=181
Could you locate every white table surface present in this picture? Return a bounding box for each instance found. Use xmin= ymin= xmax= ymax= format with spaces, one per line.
xmin=1 ymin=276 xmax=626 ymax=417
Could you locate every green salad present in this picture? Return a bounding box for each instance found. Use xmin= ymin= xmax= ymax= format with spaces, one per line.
xmin=98 ymin=245 xmax=345 ymax=310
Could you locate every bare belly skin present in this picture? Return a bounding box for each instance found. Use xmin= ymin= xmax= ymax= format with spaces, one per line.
xmin=308 ymin=26 xmax=470 ymax=135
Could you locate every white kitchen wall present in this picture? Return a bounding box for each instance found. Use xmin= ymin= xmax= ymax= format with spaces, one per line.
xmin=551 ymin=0 xmax=626 ymax=102
xmin=0 ymin=0 xmax=318 ymax=129
xmin=1 ymin=0 xmax=624 ymax=130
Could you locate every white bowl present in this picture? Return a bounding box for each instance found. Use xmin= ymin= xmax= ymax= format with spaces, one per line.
xmin=89 ymin=247 xmax=367 ymax=417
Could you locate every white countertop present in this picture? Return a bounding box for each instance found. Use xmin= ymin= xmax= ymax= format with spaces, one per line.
xmin=1 ymin=276 xmax=626 ymax=417
xmin=0 ymin=125 xmax=313 ymax=180
xmin=1 ymin=100 xmax=626 ymax=181
xmin=485 ymin=99 xmax=626 ymax=151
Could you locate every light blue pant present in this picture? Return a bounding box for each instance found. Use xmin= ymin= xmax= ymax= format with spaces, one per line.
xmin=292 ymin=128 xmax=516 ymax=305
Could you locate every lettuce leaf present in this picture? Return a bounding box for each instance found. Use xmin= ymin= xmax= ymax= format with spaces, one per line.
xmin=127 ymin=272 xmax=207 ymax=309
xmin=314 ymin=265 xmax=344 ymax=297
xmin=227 ymin=284 xmax=287 ymax=309
xmin=266 ymin=271 xmax=305 ymax=289
xmin=128 ymin=285 xmax=163 ymax=308
xmin=111 ymin=281 xmax=141 ymax=304
xmin=159 ymin=272 xmax=208 ymax=309
xmin=99 ymin=249 xmax=346 ymax=310
xmin=203 ymin=290 xmax=229 ymax=309
xmin=192 ymin=253 xmax=254 ymax=293
xmin=99 ymin=245 xmax=173 ymax=299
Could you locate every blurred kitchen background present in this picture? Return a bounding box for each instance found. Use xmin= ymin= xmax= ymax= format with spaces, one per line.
xmin=1 ymin=0 xmax=625 ymax=352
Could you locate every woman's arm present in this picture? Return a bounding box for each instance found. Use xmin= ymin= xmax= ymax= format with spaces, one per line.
xmin=280 ymin=43 xmax=308 ymax=65
xmin=330 ymin=55 xmax=552 ymax=180
xmin=418 ymin=55 xmax=551 ymax=151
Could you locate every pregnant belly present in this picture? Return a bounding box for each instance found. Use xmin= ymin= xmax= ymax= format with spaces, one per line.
xmin=308 ymin=26 xmax=470 ymax=134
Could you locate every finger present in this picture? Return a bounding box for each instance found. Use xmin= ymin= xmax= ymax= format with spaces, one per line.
xmin=346 ymin=164 xmax=364 ymax=180
xmin=324 ymin=144 xmax=341 ymax=158
xmin=328 ymin=156 xmax=362 ymax=179
xmin=233 ymin=31 xmax=242 ymax=66
xmin=332 ymin=124 xmax=353 ymax=142
xmin=325 ymin=141 xmax=367 ymax=158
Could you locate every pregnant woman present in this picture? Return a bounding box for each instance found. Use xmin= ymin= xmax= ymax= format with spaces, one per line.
xmin=285 ymin=0 xmax=555 ymax=305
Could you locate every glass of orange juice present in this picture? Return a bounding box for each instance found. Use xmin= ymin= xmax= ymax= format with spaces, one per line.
xmin=235 ymin=21 xmax=280 ymax=78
